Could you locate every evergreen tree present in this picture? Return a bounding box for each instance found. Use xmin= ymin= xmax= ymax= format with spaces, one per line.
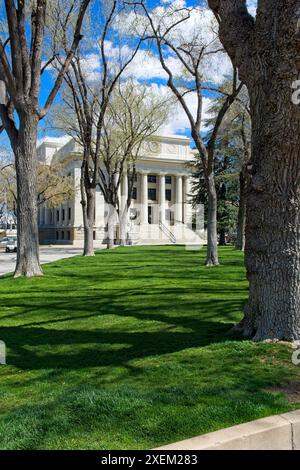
xmin=191 ymin=82 xmax=251 ymax=246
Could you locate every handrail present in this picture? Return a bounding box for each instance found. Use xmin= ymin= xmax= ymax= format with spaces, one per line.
xmin=159 ymin=221 xmax=176 ymax=244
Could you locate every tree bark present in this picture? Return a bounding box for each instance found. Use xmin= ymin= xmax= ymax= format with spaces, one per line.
xmin=14 ymin=113 xmax=43 ymax=277
xmin=119 ymin=209 xmax=128 ymax=246
xmin=209 ymin=0 xmax=300 ymax=341
xmin=235 ymin=169 xmax=247 ymax=251
xmin=107 ymin=207 xmax=115 ymax=249
xmin=206 ymin=173 xmax=219 ymax=266
xmin=243 ymin=95 xmax=300 ymax=341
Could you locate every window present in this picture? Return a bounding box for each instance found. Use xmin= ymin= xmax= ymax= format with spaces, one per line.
xmin=165 ymin=189 xmax=172 ymax=201
xmin=93 ymin=231 xmax=96 ymax=241
xmin=67 ymin=231 xmax=71 ymax=241
xmin=132 ymin=187 xmax=137 ymax=200
xmin=165 ymin=176 xmax=172 ymax=185
xmin=56 ymin=210 xmax=60 ymax=222
xmin=68 ymin=208 xmax=71 ymax=220
xmin=56 ymin=231 xmax=59 ymax=241
xmin=148 ymin=188 xmax=157 ymax=201
xmin=148 ymin=175 xmax=157 ymax=183
xmin=61 ymin=231 xmax=64 ymax=240
xmin=62 ymin=209 xmax=65 ymax=221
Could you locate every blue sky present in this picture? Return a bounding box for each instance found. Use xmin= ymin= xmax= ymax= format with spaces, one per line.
xmin=0 ymin=0 xmax=257 ymax=152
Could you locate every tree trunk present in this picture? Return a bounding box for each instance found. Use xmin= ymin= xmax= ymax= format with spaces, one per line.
xmin=13 ymin=113 xmax=43 ymax=277
xmin=80 ymin=169 xmax=95 ymax=257
xmin=107 ymin=207 xmax=115 ymax=249
xmin=119 ymin=208 xmax=128 ymax=246
xmin=243 ymin=6 xmax=300 ymax=341
xmin=219 ymin=228 xmax=226 ymax=246
xmin=243 ymin=94 xmax=300 ymax=341
xmin=209 ymin=0 xmax=300 ymax=341
xmin=235 ymin=169 xmax=247 ymax=251
xmin=205 ymin=174 xmax=219 ymax=266
xmin=83 ymin=191 xmax=95 ymax=257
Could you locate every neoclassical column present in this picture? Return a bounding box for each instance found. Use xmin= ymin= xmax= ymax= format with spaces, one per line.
xmin=183 ymin=175 xmax=193 ymax=224
xmin=44 ymin=206 xmax=49 ymax=225
xmin=140 ymin=172 xmax=148 ymax=225
xmin=175 ymin=175 xmax=183 ymax=224
xmin=158 ymin=173 xmax=166 ymax=225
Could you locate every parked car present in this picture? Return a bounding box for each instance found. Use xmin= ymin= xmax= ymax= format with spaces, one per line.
xmin=5 ymin=239 xmax=17 ymax=253
xmin=0 ymin=236 xmax=17 ymax=252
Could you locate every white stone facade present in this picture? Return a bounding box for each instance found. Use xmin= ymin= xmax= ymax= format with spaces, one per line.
xmin=37 ymin=135 xmax=203 ymax=245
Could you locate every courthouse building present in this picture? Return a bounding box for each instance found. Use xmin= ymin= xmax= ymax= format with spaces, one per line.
xmin=37 ymin=135 xmax=203 ymax=245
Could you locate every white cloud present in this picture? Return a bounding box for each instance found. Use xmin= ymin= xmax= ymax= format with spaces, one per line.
xmin=148 ymin=83 xmax=212 ymax=135
xmin=123 ymin=49 xmax=183 ymax=80
xmin=79 ymin=53 xmax=101 ymax=82
xmin=247 ymin=0 xmax=257 ymax=16
xmin=114 ymin=2 xmax=233 ymax=85
xmin=161 ymin=95 xmax=212 ymax=135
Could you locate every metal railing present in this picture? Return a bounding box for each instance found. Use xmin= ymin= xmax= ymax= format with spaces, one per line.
xmin=159 ymin=221 xmax=176 ymax=244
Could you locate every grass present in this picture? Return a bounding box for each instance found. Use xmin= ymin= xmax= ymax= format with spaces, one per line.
xmin=0 ymin=245 xmax=299 ymax=450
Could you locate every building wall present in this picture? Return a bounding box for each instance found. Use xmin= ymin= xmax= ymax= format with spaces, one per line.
xmin=37 ymin=135 xmax=201 ymax=245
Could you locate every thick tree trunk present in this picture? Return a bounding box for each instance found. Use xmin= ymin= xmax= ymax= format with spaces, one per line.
xmin=243 ymin=96 xmax=300 ymax=341
xmin=80 ymin=170 xmax=95 ymax=257
xmin=206 ymin=174 xmax=219 ymax=266
xmin=235 ymin=169 xmax=247 ymax=251
xmin=209 ymin=0 xmax=300 ymax=341
xmin=242 ymin=7 xmax=300 ymax=341
xmin=13 ymin=114 xmax=43 ymax=277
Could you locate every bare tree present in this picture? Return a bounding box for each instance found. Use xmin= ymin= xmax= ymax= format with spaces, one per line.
xmin=98 ymin=81 xmax=170 ymax=248
xmin=208 ymin=0 xmax=300 ymax=341
xmin=52 ymin=0 xmax=146 ymax=255
xmin=0 ymin=0 xmax=90 ymax=277
xmin=0 ymin=148 xmax=16 ymax=229
xmin=131 ymin=1 xmax=242 ymax=265
xmin=1 ymin=160 xmax=74 ymax=211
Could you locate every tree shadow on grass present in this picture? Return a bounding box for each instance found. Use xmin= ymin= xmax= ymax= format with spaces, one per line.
xmin=0 ymin=246 xmax=246 ymax=372
xmin=0 ymin=293 xmax=241 ymax=371
xmin=1 ymin=320 xmax=235 ymax=370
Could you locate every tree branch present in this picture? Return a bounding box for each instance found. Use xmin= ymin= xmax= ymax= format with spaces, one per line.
xmin=39 ymin=0 xmax=91 ymax=119
xmin=208 ymin=0 xmax=254 ymax=77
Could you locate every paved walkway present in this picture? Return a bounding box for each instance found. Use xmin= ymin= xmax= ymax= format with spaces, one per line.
xmin=0 ymin=245 xmax=105 ymax=276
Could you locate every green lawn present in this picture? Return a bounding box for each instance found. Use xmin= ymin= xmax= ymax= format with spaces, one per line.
xmin=0 ymin=246 xmax=299 ymax=450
